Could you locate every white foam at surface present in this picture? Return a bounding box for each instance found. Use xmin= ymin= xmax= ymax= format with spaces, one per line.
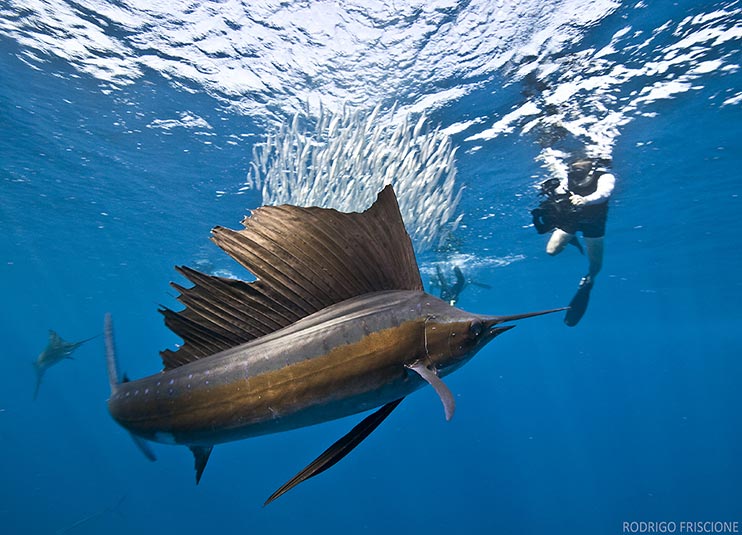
xmin=147 ymin=112 xmax=212 ymax=131
xmin=0 ymin=0 xmax=622 ymax=120
xmin=441 ymin=117 xmax=486 ymax=137
xmin=689 ymin=59 xmax=725 ymax=75
xmin=465 ymin=102 xmax=541 ymax=141
xmin=722 ymin=92 xmax=742 ymax=106
xmin=457 ymin=1 xmax=742 ymax=168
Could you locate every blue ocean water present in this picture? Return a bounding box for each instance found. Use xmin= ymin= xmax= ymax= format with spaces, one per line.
xmin=1 ymin=1 xmax=740 ymax=534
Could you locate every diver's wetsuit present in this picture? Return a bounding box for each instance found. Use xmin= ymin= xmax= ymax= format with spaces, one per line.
xmin=555 ymin=171 xmax=615 ymax=237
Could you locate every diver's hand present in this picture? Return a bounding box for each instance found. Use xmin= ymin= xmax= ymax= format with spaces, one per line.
xmin=570 ymin=194 xmax=587 ymax=207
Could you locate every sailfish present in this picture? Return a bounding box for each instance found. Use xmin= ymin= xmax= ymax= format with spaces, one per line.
xmin=33 ymin=330 xmax=94 ymax=400
xmin=105 ymin=186 xmax=561 ymax=504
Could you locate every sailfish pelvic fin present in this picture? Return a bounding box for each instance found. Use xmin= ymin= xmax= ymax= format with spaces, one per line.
xmin=189 ymin=445 xmax=213 ymax=484
xmin=264 ymin=398 xmax=404 ymax=506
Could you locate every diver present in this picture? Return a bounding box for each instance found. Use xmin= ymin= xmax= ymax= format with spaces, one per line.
xmin=436 ymin=265 xmax=466 ymax=306
xmin=533 ymin=157 xmax=615 ymax=326
xmin=433 ymin=265 xmax=491 ymax=306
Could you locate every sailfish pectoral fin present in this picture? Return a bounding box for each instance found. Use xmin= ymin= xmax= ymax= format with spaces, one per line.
xmin=407 ymin=361 xmax=455 ymax=421
xmin=264 ymin=398 xmax=404 ymax=506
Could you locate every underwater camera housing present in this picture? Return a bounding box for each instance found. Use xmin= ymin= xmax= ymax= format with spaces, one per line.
xmin=538 ymin=177 xmax=562 ymax=197
xmin=531 ymin=177 xmax=578 ymax=234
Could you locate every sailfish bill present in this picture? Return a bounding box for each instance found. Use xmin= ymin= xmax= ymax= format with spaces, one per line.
xmin=104 ymin=185 xmax=561 ymax=504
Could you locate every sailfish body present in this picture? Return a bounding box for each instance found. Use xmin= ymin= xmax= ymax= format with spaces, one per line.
xmin=106 ymin=186 xmax=559 ymax=504
xmin=33 ymin=330 xmax=93 ymax=400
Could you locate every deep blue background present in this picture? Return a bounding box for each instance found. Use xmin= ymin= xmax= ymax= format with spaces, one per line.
xmin=1 ymin=1 xmax=740 ymax=534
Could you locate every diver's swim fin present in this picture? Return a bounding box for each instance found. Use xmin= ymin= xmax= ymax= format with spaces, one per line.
xmin=564 ymin=275 xmax=593 ymax=327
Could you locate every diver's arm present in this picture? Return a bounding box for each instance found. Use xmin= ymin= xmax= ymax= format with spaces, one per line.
xmin=570 ymin=173 xmax=615 ymax=206
xmin=582 ymin=173 xmax=615 ymax=204
xmin=555 ymin=177 xmax=569 ymax=195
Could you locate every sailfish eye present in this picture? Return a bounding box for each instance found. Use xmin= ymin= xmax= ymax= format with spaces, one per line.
xmin=469 ymin=321 xmax=483 ymax=337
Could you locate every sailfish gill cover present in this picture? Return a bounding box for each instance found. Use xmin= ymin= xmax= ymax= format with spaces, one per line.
xmin=1 ymin=1 xmax=741 ymax=534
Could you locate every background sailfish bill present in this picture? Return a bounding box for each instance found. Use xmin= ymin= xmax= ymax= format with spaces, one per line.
xmin=105 ymin=186 xmax=561 ymax=503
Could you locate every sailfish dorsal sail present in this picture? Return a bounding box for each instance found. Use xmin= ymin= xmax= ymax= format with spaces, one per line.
xmin=159 ymin=185 xmax=423 ymax=370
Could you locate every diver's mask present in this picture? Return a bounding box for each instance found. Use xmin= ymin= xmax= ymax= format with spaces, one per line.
xmin=567 ymin=159 xmax=595 ymax=189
